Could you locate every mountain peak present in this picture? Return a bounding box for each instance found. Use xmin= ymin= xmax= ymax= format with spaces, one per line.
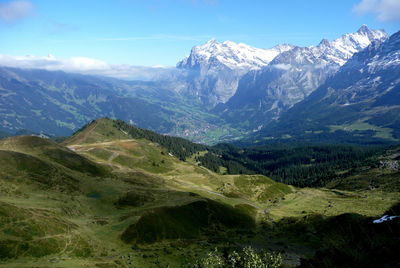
xmin=222 ymin=40 xmax=236 ymax=46
xmin=318 ymin=38 xmax=331 ymax=47
xmin=357 ymin=24 xmax=370 ymax=34
xmin=178 ymin=39 xmax=294 ymax=71
xmin=206 ymin=38 xmax=218 ymax=46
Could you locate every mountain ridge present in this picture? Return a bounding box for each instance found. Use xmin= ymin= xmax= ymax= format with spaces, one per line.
xmin=248 ymin=29 xmax=400 ymax=144
xmin=213 ymin=25 xmax=389 ymax=129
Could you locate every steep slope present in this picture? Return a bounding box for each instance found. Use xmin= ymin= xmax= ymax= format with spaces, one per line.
xmin=252 ymin=29 xmax=400 ymax=144
xmin=177 ymin=39 xmax=293 ymax=107
xmin=215 ymin=25 xmax=388 ymax=130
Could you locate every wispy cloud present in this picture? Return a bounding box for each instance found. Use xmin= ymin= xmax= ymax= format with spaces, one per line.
xmin=353 ymin=0 xmax=400 ymax=22
xmin=272 ymin=64 xmax=292 ymax=71
xmin=0 ymin=0 xmax=33 ymax=23
xmin=0 ymin=53 xmax=181 ymax=80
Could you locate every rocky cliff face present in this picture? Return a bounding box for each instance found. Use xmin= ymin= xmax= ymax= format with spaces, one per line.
xmin=177 ymin=39 xmax=293 ymax=107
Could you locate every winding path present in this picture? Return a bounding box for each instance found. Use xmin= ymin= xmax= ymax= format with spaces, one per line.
xmin=107 ymin=151 xmax=119 ymax=165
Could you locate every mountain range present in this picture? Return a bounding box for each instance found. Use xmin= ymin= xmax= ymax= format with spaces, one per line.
xmin=0 ymin=25 xmax=399 ymax=145
xmin=251 ymin=28 xmax=400 ymax=143
xmin=213 ymin=25 xmax=388 ymax=129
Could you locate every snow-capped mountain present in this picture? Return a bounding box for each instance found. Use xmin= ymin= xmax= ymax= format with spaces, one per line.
xmin=215 ymin=25 xmax=388 ymax=129
xmin=177 ymin=39 xmax=294 ymax=107
xmin=316 ymin=24 xmax=388 ymax=66
xmin=177 ymin=39 xmax=293 ymax=72
xmin=252 ymin=29 xmax=400 ymax=143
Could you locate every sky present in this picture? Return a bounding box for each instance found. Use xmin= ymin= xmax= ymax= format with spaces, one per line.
xmin=0 ymin=0 xmax=399 ymax=75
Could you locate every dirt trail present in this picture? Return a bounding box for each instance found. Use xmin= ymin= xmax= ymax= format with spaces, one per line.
xmin=63 ymin=121 xmax=98 ymax=146
xmin=79 ymin=121 xmax=98 ymax=144
xmin=107 ymin=151 xmax=120 ymax=165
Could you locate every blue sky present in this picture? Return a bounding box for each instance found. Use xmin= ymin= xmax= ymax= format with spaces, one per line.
xmin=0 ymin=0 xmax=399 ymax=67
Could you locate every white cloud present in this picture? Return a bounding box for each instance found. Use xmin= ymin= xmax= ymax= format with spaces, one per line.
xmin=0 ymin=53 xmax=181 ymax=80
xmin=272 ymin=64 xmax=292 ymax=70
xmin=353 ymin=0 xmax=400 ymax=22
xmin=0 ymin=0 xmax=33 ymax=23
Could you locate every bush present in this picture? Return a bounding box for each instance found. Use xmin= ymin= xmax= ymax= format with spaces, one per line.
xmin=192 ymin=246 xmax=282 ymax=268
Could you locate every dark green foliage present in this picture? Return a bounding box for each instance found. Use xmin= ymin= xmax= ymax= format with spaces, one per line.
xmin=197 ymin=143 xmax=384 ymax=187
xmin=192 ymin=247 xmax=282 ymax=268
xmin=196 ymin=150 xmax=255 ymax=174
xmin=113 ymin=119 xmax=208 ymax=161
xmin=121 ymin=199 xmax=255 ymax=244
xmin=291 ymin=212 xmax=400 ymax=267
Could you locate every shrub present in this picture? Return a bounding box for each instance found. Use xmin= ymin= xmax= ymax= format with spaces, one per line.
xmin=192 ymin=246 xmax=282 ymax=268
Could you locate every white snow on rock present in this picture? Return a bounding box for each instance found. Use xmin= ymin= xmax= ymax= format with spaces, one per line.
xmin=324 ymin=25 xmax=388 ymax=66
xmin=373 ymin=215 xmax=400 ymax=224
xmin=177 ymin=39 xmax=294 ymax=71
xmin=176 ymin=25 xmax=388 ymax=108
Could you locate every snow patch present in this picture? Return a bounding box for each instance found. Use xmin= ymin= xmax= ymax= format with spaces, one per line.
xmin=373 ymin=215 xmax=400 ymax=224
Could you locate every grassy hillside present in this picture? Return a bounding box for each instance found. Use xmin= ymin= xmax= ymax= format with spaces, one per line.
xmin=0 ymin=136 xmax=109 ymax=177
xmin=0 ymin=118 xmax=399 ymax=267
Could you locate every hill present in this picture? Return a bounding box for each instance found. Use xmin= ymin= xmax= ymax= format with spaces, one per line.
xmin=0 ymin=118 xmax=399 ymax=267
xmin=63 ymin=118 xmax=208 ymax=160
